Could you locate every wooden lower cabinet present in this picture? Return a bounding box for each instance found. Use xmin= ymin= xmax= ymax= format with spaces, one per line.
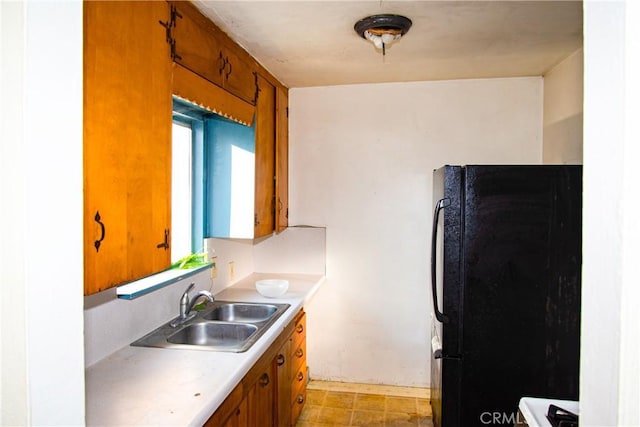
xmin=205 ymin=310 xmax=307 ymax=427
xmin=289 ymin=313 xmax=307 ymax=425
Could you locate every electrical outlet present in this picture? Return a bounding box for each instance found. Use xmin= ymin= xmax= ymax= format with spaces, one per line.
xmin=229 ymin=261 xmax=235 ymax=282
xmin=210 ymin=256 xmax=218 ymax=279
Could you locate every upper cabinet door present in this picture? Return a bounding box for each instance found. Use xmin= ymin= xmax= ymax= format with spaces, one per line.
xmin=172 ymin=1 xmax=258 ymax=105
xmin=275 ymin=86 xmax=289 ymax=233
xmin=254 ymin=75 xmax=276 ymax=239
xmin=172 ymin=1 xmax=225 ymax=88
xmin=222 ymin=43 xmax=259 ymax=105
xmin=84 ymin=1 xmax=172 ymax=295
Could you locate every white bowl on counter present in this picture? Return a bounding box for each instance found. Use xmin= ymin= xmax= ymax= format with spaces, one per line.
xmin=255 ymin=279 xmax=289 ymax=297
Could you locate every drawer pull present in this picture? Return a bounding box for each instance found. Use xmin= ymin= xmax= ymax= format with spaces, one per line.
xmin=296 ymin=324 xmax=304 ymax=334
xmin=297 ymin=394 xmax=304 ymax=404
xmin=297 ymin=371 xmax=304 ymax=382
xmin=276 ymin=354 xmax=285 ymax=366
xmin=259 ymin=373 xmax=270 ymax=387
xmin=295 ymin=348 xmax=304 ymax=358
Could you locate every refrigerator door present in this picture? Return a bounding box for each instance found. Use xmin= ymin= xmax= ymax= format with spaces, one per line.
xmin=457 ymin=165 xmax=582 ymax=426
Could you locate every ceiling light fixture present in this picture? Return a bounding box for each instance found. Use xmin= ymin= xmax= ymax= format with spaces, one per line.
xmin=354 ymin=14 xmax=412 ymax=56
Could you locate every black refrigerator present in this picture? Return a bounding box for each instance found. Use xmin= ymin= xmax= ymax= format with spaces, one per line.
xmin=430 ymin=165 xmax=582 ymax=427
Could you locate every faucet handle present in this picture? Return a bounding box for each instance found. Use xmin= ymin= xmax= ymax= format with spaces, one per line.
xmin=184 ymin=282 xmax=195 ymax=295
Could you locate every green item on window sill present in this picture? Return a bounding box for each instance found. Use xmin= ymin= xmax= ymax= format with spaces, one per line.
xmin=170 ymin=252 xmax=209 ymax=270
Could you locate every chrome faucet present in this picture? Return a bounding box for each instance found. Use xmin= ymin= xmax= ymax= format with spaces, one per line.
xmin=170 ymin=282 xmax=214 ymax=327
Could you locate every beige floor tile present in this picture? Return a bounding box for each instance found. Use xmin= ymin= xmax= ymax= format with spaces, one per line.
xmin=295 ymin=382 xmax=433 ymax=427
xmin=324 ymin=391 xmax=356 ymax=409
xmin=354 ymin=393 xmax=387 ymax=411
xmin=386 ymin=396 xmax=417 ymax=413
xmin=298 ymin=404 xmax=322 ymax=422
xmin=351 ymin=409 xmax=386 ymax=426
xmin=385 ymin=411 xmax=420 ymax=426
xmin=316 ymin=406 xmax=353 ymax=425
xmin=306 ymin=389 xmax=327 ymax=406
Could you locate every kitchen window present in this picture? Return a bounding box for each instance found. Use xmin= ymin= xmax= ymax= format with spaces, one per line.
xmin=171 ymin=97 xmax=255 ymax=259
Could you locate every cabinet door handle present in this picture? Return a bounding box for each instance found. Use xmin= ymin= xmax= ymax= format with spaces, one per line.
xmin=297 ymin=394 xmax=304 ymax=404
xmin=225 ymin=59 xmax=232 ymax=79
xmin=295 ymin=348 xmax=304 ymax=358
xmin=259 ymin=373 xmax=270 ymax=387
xmin=217 ymin=52 xmax=226 ymax=75
xmin=297 ymin=371 xmax=304 ymax=382
xmin=156 ymin=228 xmax=170 ymax=250
xmin=94 ymin=210 xmax=106 ymax=252
xmin=276 ymin=354 xmax=285 ymax=366
xmin=296 ymin=324 xmax=304 ymax=334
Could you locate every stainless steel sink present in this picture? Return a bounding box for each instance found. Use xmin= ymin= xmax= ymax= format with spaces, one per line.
xmin=203 ymin=303 xmax=279 ymax=322
xmin=131 ymin=301 xmax=290 ymax=352
xmin=167 ymin=322 xmax=258 ymax=347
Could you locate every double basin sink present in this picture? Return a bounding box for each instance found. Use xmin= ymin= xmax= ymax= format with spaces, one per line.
xmin=131 ymin=301 xmax=290 ymax=353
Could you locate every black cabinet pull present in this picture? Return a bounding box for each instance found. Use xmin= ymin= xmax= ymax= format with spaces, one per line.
xmin=156 ymin=229 xmax=170 ymax=250
xmin=225 ymin=59 xmax=232 ymax=79
xmin=94 ymin=211 xmax=105 ymax=252
xmin=217 ymin=51 xmax=225 ymax=75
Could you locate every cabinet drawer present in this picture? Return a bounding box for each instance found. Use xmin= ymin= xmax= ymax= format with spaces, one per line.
xmin=292 ymin=364 xmax=306 ymax=389
xmin=291 ymin=364 xmax=306 ymax=401
xmin=291 ymin=338 xmax=306 ymax=374
xmin=292 ymin=312 xmax=306 ymax=348
xmin=290 ymin=388 xmax=307 ymax=426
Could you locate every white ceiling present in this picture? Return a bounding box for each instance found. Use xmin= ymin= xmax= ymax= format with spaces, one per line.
xmin=192 ymin=1 xmax=583 ymax=88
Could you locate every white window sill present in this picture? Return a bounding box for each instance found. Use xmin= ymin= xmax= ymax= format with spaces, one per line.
xmin=116 ymin=264 xmax=212 ymax=300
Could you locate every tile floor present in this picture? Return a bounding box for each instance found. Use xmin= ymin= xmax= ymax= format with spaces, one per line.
xmin=296 ymin=381 xmax=433 ymax=427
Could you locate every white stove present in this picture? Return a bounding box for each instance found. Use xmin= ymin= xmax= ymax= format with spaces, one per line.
xmin=517 ymin=397 xmax=579 ymax=427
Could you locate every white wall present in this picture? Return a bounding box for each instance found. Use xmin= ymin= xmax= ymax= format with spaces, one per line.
xmin=290 ymin=77 xmax=543 ymax=387
xmin=0 ymin=1 xmax=85 ymax=425
xmin=543 ymin=48 xmax=584 ymax=164
xmin=581 ymin=1 xmax=640 ymax=425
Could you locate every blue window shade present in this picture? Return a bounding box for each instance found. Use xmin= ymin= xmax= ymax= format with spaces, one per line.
xmin=172 ymin=97 xmax=256 ymax=246
xmin=205 ymin=115 xmax=256 ymax=238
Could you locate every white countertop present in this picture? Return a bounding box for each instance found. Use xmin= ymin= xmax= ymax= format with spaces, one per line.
xmin=518 ymin=397 xmax=579 ymax=427
xmin=85 ymin=273 xmax=325 ymax=426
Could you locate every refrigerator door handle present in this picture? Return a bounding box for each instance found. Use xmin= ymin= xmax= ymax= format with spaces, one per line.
xmin=431 ymin=198 xmax=450 ymax=323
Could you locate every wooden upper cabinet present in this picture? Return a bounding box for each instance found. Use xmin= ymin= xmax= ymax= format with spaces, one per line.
xmin=83 ymin=1 xmax=172 ymax=295
xmin=221 ymin=42 xmax=259 ymax=106
xmin=171 ymin=1 xmax=225 ymax=87
xmin=254 ymin=75 xmax=276 ymax=239
xmin=275 ymin=86 xmax=289 ymax=233
xmin=172 ymin=1 xmax=258 ymax=105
